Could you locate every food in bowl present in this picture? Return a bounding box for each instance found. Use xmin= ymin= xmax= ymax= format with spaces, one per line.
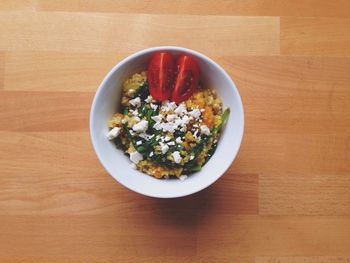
xmin=106 ymin=52 xmax=229 ymax=179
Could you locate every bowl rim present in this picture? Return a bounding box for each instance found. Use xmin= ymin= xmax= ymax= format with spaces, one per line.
xmin=90 ymin=46 xmax=244 ymax=198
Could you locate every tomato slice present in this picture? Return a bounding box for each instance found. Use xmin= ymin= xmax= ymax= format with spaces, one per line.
xmin=147 ymin=52 xmax=175 ymax=101
xmin=171 ymin=54 xmax=200 ymax=104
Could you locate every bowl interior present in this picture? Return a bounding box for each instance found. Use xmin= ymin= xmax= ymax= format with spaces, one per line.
xmin=90 ymin=47 xmax=244 ymax=198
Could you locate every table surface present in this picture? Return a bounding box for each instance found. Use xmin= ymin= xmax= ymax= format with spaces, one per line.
xmin=1 ymin=1 xmax=350 ymax=262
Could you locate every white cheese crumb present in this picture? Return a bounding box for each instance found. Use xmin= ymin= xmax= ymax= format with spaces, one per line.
xmin=130 ymin=151 xmax=143 ymax=164
xmin=162 ymin=122 xmax=178 ymax=133
xmin=136 ymin=141 xmax=142 ymax=145
xmin=150 ymin=103 xmax=158 ymax=111
xmin=131 ymin=109 xmax=139 ymax=116
xmin=175 ymin=137 xmax=183 ymax=144
xmin=164 ymin=135 xmax=171 ymax=142
xmin=179 ymin=175 xmax=188 ymax=181
xmin=132 ymin=120 xmax=148 ymax=133
xmin=172 ymin=151 xmax=182 ymax=164
xmin=200 ymin=108 xmax=205 ymax=112
xmin=174 ymin=103 xmax=187 ymax=115
xmin=153 ymin=122 xmax=162 ymax=131
xmin=189 ymin=155 xmax=194 ymax=160
xmin=145 ymin=95 xmax=153 ymax=103
xmin=159 ymin=142 xmax=169 ymax=154
xmin=151 ymin=115 xmax=162 ymax=123
xmin=189 ymin=109 xmax=201 ymax=119
xmin=161 ymin=101 xmax=177 ymax=112
xmin=167 ymin=141 xmax=175 ymax=146
xmin=138 ymin=132 xmax=149 ymax=139
xmin=129 ymin=97 xmax=141 ymax=107
xmin=149 ymin=151 xmax=154 ymax=157
xmin=200 ymin=125 xmax=211 ymax=136
xmin=182 ymin=115 xmax=191 ymax=125
xmin=166 ymin=114 xmax=177 ymax=122
xmin=121 ymin=119 xmax=127 ymax=124
xmin=193 ymin=129 xmax=199 ymax=138
xmin=130 ymin=163 xmax=137 ymax=169
xmin=107 ymin=127 xmax=121 ymax=140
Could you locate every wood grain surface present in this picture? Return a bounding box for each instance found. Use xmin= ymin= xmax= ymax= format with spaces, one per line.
xmin=0 ymin=1 xmax=350 ymax=262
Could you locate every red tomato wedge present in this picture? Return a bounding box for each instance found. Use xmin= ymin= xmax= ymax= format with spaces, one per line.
xmin=147 ymin=52 xmax=175 ymax=101
xmin=171 ymin=54 xmax=200 ymax=103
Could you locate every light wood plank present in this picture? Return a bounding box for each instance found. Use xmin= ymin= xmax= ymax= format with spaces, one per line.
xmin=231 ymin=134 xmax=350 ymax=176
xmin=281 ymin=17 xmax=350 ymax=56
xmin=260 ymin=173 xmax=350 ymax=216
xmin=0 ymin=256 xmax=253 ymax=263
xmin=197 ymin=216 xmax=350 ymax=256
xmin=0 ymin=215 xmax=197 ymax=257
xmin=0 ymin=52 xmax=4 ymax=89
xmin=0 ymin=91 xmax=92 ymax=132
xmin=3 ymin=52 xmax=122 ymax=92
xmin=38 ymin=0 xmax=350 ymax=17
xmin=1 ymin=216 xmax=350 ymax=257
xmin=221 ymin=56 xmax=350 ymax=135
xmin=0 ymin=12 xmax=280 ymax=56
xmin=256 ymin=257 xmax=350 ymax=263
xmin=0 ymin=0 xmax=36 ymax=10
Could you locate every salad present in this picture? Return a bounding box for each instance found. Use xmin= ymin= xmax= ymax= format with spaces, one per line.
xmin=107 ymin=52 xmax=229 ymax=179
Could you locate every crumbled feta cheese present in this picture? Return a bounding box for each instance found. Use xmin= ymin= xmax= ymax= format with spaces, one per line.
xmin=180 ymin=126 xmax=187 ymax=132
xmin=132 ymin=120 xmax=148 ymax=133
xmin=129 ymin=97 xmax=141 ymax=107
xmin=162 ymin=122 xmax=178 ymax=133
xmin=107 ymin=127 xmax=121 ymax=140
xmin=130 ymin=163 xmax=137 ymax=169
xmin=136 ymin=141 xmax=142 ymax=145
xmin=156 ymin=135 xmax=161 ymax=141
xmin=189 ymin=109 xmax=201 ymax=119
xmin=182 ymin=115 xmax=191 ymax=125
xmin=200 ymin=125 xmax=211 ymax=136
xmin=150 ymin=103 xmax=158 ymax=111
xmin=166 ymin=114 xmax=176 ymax=122
xmin=121 ymin=119 xmax=127 ymax=124
xmin=175 ymin=137 xmax=183 ymax=144
xmin=172 ymin=151 xmax=182 ymax=164
xmin=193 ymin=129 xmax=199 ymax=137
xmin=161 ymin=101 xmax=177 ymax=112
xmin=200 ymin=108 xmax=205 ymax=112
xmin=189 ymin=155 xmax=194 ymax=160
xmin=138 ymin=132 xmax=149 ymax=139
xmin=129 ymin=130 xmax=135 ymax=136
xmin=145 ymin=95 xmax=153 ymax=103
xmin=174 ymin=103 xmax=187 ymax=115
xmin=149 ymin=151 xmax=154 ymax=157
xmin=153 ymin=122 xmax=163 ymax=131
xmin=159 ymin=142 xmax=169 ymax=154
xmin=167 ymin=141 xmax=175 ymax=146
xmin=164 ymin=135 xmax=171 ymax=142
xmin=179 ymin=175 xmax=188 ymax=181
xmin=130 ymin=151 xmax=143 ymax=164
xmin=131 ymin=109 xmax=139 ymax=116
xmin=151 ymin=115 xmax=162 ymax=123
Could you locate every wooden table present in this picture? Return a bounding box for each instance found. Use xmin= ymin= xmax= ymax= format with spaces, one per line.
xmin=1 ymin=1 xmax=350 ymax=262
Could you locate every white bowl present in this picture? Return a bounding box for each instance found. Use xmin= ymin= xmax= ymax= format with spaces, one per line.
xmin=90 ymin=46 xmax=244 ymax=198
